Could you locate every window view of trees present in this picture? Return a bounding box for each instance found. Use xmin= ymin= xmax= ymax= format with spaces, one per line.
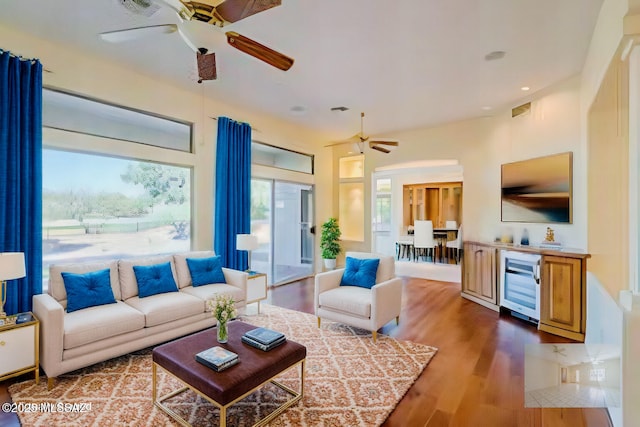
xmin=42 ymin=149 xmax=191 ymax=284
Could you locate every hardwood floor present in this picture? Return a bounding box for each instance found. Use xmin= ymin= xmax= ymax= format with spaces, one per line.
xmin=1 ymin=276 xmax=612 ymax=427
xmin=269 ymin=277 xmax=611 ymax=427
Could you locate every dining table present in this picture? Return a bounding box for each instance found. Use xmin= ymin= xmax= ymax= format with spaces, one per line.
xmin=396 ymin=227 xmax=459 ymax=262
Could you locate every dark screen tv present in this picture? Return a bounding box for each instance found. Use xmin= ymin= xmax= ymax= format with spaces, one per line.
xmin=501 ymin=152 xmax=572 ymax=223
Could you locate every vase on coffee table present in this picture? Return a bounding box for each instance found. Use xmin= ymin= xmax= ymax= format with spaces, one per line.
xmin=217 ymin=319 xmax=228 ymax=343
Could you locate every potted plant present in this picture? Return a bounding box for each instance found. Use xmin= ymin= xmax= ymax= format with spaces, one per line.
xmin=320 ymin=217 xmax=341 ymax=269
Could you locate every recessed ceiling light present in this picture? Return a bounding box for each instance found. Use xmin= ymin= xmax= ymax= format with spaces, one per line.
xmin=521 ymin=86 xmax=530 ymax=91
xmin=481 ymin=106 xmax=492 ymax=111
xmin=290 ymin=105 xmax=307 ymax=115
xmin=484 ymin=51 xmax=506 ymax=61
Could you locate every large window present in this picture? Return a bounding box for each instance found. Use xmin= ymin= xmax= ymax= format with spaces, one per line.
xmin=41 ymin=89 xmax=195 ymax=289
xmin=252 ymin=141 xmax=314 ymax=174
xmin=590 ymin=368 xmax=605 ymax=382
xmin=43 ymin=88 xmax=192 ymax=152
xmin=42 ymin=149 xmax=191 ymax=283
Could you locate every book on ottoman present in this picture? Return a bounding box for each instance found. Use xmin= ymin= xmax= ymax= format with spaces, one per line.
xmin=243 ymin=327 xmax=285 ymax=345
xmin=242 ymin=327 xmax=286 ymax=351
xmin=241 ymin=334 xmax=286 ymax=351
xmin=195 ymin=346 xmax=239 ymax=372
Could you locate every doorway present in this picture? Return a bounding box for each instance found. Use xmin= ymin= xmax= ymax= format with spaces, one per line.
xmin=251 ymin=179 xmax=314 ymax=285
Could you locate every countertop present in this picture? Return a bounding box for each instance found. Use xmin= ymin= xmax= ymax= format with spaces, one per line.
xmin=465 ymin=240 xmax=591 ymax=259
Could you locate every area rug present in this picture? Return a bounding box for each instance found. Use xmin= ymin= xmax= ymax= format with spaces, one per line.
xmin=9 ymin=305 xmax=437 ymax=426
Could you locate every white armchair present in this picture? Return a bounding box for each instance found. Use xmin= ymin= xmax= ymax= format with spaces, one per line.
xmin=314 ymin=252 xmax=402 ymax=342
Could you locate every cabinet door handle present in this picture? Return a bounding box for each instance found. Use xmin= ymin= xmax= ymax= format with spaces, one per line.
xmin=0 ymin=341 xmax=5 ymax=346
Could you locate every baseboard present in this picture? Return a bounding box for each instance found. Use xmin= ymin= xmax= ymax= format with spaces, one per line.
xmin=460 ymin=292 xmax=499 ymax=312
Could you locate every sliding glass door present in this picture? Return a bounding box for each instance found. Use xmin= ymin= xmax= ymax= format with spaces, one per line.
xmin=251 ymin=179 xmax=314 ymax=285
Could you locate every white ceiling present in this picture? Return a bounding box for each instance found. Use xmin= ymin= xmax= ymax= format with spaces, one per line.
xmin=0 ymin=0 xmax=604 ymax=139
xmin=526 ymin=344 xmax=620 ymax=367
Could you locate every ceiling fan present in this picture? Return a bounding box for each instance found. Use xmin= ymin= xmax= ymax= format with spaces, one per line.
xmin=101 ymin=0 xmax=294 ymax=83
xmin=552 ymin=345 xmax=567 ymax=357
xmin=325 ymin=112 xmax=399 ymax=154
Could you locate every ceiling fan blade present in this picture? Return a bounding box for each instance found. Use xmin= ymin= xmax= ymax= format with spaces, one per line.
xmin=226 ymin=31 xmax=294 ymax=71
xmin=99 ymin=24 xmax=178 ymax=43
xmin=216 ymin=0 xmax=281 ymax=23
xmin=370 ymin=140 xmax=399 ymax=146
xmin=325 ymin=133 xmax=366 ymax=146
xmin=197 ymin=50 xmax=217 ymax=82
xmin=370 ymin=144 xmax=391 ymax=154
xmin=325 ymin=140 xmax=355 ymax=148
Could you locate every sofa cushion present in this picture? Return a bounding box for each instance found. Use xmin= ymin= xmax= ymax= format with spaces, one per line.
xmin=64 ymin=301 xmax=145 ymax=350
xmin=124 ymin=292 xmax=204 ymax=327
xmin=340 ymin=257 xmax=380 ymax=289
xmin=49 ymin=261 xmax=120 ymax=309
xmin=187 ymin=256 xmax=226 ymax=286
xmin=62 ymin=268 xmax=117 ymax=313
xmin=119 ymin=255 xmax=177 ymax=300
xmin=318 ymin=286 xmax=372 ymax=319
xmin=133 ymin=262 xmax=178 ymax=298
xmin=174 ymin=251 xmax=216 ymax=288
xmin=345 ymin=251 xmax=394 ymax=283
xmin=181 ymin=283 xmax=245 ymax=308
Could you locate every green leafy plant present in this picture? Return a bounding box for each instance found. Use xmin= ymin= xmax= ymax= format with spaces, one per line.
xmin=320 ymin=217 xmax=342 ymax=259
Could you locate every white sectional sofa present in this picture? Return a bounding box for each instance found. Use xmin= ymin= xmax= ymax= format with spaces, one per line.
xmin=32 ymin=250 xmax=247 ymax=389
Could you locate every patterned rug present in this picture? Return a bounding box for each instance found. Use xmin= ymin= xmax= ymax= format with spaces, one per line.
xmin=9 ymin=305 xmax=437 ymax=426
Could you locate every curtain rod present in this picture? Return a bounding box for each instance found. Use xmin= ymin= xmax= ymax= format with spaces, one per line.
xmin=0 ymin=49 xmax=52 ymax=73
xmin=209 ymin=116 xmax=260 ymax=133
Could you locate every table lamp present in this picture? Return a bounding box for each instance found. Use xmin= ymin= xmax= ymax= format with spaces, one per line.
xmin=0 ymin=252 xmax=26 ymax=319
xmin=236 ymin=234 xmax=258 ymax=272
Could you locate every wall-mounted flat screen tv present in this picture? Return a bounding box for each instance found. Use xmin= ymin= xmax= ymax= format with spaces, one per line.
xmin=501 ymin=152 xmax=572 ymax=223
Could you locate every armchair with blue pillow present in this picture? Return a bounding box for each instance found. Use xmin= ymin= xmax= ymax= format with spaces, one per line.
xmin=314 ymin=251 xmax=403 ymax=342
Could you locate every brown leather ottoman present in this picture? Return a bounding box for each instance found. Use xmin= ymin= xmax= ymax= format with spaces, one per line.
xmin=152 ymin=320 xmax=306 ymax=427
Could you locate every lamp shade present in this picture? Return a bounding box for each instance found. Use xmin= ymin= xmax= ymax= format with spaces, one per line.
xmin=0 ymin=252 xmax=26 ymax=281
xmin=236 ymin=234 xmax=258 ymax=251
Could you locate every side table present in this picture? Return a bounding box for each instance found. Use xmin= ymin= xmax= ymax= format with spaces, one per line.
xmin=246 ymin=272 xmax=267 ymax=313
xmin=0 ymin=311 xmax=39 ymax=384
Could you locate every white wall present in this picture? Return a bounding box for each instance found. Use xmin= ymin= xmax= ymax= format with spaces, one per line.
xmin=524 ymin=355 xmax=560 ymax=392
xmin=366 ymin=75 xmax=586 ymax=249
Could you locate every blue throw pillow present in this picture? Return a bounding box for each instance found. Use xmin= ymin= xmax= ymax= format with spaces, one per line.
xmin=133 ymin=262 xmax=178 ymax=298
xmin=186 ymin=256 xmax=226 ymax=286
xmin=61 ymin=268 xmax=116 ymax=313
xmin=340 ymin=257 xmax=380 ymax=289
